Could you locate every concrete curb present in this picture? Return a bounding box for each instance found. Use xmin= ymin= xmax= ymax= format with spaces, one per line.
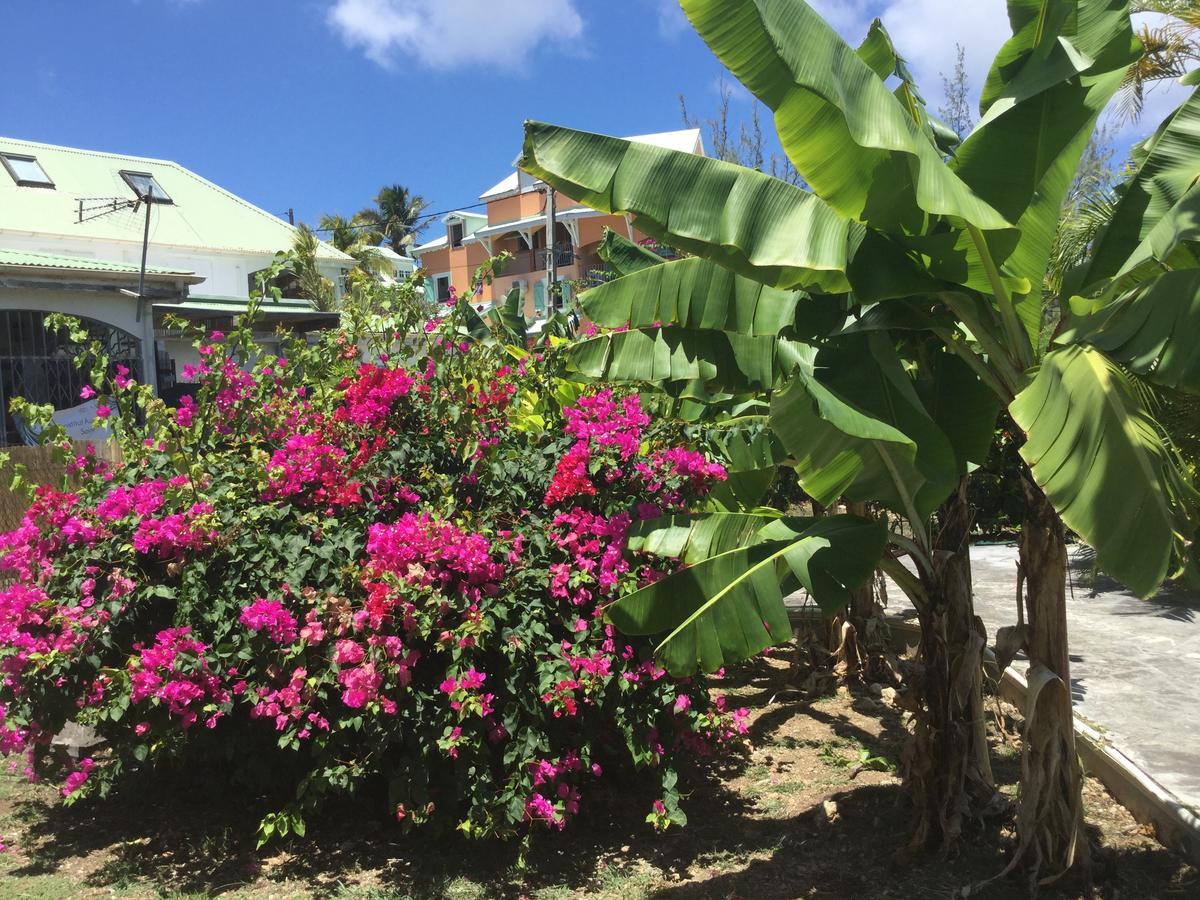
xmin=787 ymin=608 xmax=1200 ymax=866
xmin=996 ymin=666 xmax=1200 ymax=868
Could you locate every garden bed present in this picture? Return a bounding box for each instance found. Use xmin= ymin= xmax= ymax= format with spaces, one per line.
xmin=0 ymin=650 xmax=1193 ymax=899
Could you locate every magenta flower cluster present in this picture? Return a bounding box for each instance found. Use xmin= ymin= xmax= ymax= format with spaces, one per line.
xmin=0 ymin=305 xmax=742 ymax=844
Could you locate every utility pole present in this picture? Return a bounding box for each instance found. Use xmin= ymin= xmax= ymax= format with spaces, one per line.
xmin=287 ymin=208 xmax=295 ymax=226
xmin=545 ymin=186 xmax=557 ymax=318
xmin=134 ymin=185 xmax=153 ymax=322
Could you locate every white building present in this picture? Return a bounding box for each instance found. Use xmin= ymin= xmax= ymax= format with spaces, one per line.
xmin=0 ymin=136 xmax=354 ymax=444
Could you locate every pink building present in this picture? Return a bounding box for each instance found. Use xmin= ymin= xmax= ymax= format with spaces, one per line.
xmin=411 ymin=129 xmax=703 ymax=321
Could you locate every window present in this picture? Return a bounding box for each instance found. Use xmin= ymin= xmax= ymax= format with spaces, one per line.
xmin=119 ymin=170 xmax=172 ymax=203
xmin=435 ymin=275 xmax=451 ymax=302
xmin=1 ymin=153 xmax=53 ymax=188
xmin=449 ymin=221 xmax=464 ymax=248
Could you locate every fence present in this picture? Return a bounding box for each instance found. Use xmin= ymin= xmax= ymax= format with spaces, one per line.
xmin=0 ymin=441 xmax=123 ymax=532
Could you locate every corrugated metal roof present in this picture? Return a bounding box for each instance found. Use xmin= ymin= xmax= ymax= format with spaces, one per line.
xmin=411 ymin=234 xmax=448 ymax=255
xmin=0 ymin=248 xmax=202 ymax=281
xmin=169 ymin=294 xmax=316 ymax=313
xmin=157 ymin=295 xmax=336 ymax=327
xmin=0 ymin=136 xmax=353 ymax=263
xmin=470 ymin=207 xmax=602 ymax=240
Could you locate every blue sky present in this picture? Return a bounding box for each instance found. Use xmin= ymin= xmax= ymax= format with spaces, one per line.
xmin=2 ymin=1 xmax=1186 ymax=244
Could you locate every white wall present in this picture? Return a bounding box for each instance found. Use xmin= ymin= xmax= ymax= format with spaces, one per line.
xmin=0 ymin=286 xmax=156 ymax=393
xmin=0 ymin=231 xmax=347 ymax=301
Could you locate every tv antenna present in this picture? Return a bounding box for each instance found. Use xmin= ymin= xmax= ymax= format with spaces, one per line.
xmin=75 ymin=187 xmax=161 ymax=322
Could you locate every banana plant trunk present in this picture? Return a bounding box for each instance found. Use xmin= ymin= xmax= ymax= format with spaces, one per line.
xmin=906 ymin=478 xmax=994 ymax=855
xmin=1014 ymin=475 xmax=1088 ymax=884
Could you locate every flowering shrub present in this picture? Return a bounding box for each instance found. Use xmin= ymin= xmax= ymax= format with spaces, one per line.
xmin=0 ymin=282 xmax=747 ymax=844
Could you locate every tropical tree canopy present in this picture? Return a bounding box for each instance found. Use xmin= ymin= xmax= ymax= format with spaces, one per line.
xmin=519 ymin=0 xmax=1200 ymax=673
xmin=356 ymin=185 xmax=429 ymax=254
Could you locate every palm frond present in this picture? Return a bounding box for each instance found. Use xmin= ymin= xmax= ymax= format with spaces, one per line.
xmin=1119 ymin=11 xmax=1200 ymax=123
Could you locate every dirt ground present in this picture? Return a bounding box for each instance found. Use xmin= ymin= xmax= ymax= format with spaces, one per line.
xmin=0 ymin=650 xmax=1194 ymax=900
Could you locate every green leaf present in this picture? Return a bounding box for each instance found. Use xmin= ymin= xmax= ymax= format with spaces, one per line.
xmin=627 ymin=511 xmax=781 ymax=563
xmin=580 ymin=256 xmax=810 ymax=335
xmin=952 ymin=0 xmax=1138 ymax=341
xmin=770 ymin=335 xmax=958 ymax=520
xmin=1079 ymin=85 xmax=1200 ymax=290
xmin=568 ymin=326 xmax=788 ymax=392
xmin=596 ymin=228 xmax=666 ymax=275
xmin=1058 ymin=269 xmax=1200 ymax=393
xmin=680 ymin=0 xmax=1009 ymax=235
xmin=488 ymin=286 xmax=528 ymax=344
xmin=1010 ymin=344 xmax=1199 ymax=598
xmin=915 ymin=347 xmax=1003 ymax=474
xmin=520 ymin=121 xmax=854 ymax=293
xmin=855 ymin=18 xmax=962 ymax=155
xmin=770 ymin=359 xmax=919 ymax=514
xmin=610 ymin=514 xmax=887 ymax=675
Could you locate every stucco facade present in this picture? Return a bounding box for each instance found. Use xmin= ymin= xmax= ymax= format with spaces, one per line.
xmin=411 ymin=130 xmax=704 ymax=322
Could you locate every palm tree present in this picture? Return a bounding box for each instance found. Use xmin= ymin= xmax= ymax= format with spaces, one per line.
xmin=288 ymin=224 xmax=337 ymax=312
xmin=355 ymin=185 xmax=429 ymax=254
xmin=1120 ymin=1 xmax=1200 ymax=120
xmin=318 ymin=213 xmax=388 ymax=281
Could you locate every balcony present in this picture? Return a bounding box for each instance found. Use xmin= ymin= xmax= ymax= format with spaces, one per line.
xmin=503 ymin=247 xmax=577 ymax=277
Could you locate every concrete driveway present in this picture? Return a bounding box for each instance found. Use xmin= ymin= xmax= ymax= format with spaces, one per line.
xmin=889 ymin=543 xmax=1200 ymax=816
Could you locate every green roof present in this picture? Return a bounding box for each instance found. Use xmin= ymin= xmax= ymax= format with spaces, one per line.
xmin=0 ymin=136 xmax=352 ymax=263
xmin=0 ymin=248 xmax=201 ymax=281
xmin=159 ymin=295 xmax=332 ymax=318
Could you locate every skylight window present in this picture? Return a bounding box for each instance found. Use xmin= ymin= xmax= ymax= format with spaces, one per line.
xmin=1 ymin=153 xmax=54 ymax=188
xmin=119 ymin=170 xmax=172 ymax=204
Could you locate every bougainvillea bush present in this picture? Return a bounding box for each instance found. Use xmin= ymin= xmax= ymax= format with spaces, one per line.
xmin=0 ymin=280 xmax=747 ymax=844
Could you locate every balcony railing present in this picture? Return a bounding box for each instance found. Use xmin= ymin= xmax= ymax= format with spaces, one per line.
xmin=504 ymin=247 xmax=577 ymax=277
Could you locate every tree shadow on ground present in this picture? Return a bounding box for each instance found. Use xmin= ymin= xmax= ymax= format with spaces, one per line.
xmin=1067 ymin=546 xmax=1200 ymax=619
xmin=6 ymin=665 xmax=1193 ymax=899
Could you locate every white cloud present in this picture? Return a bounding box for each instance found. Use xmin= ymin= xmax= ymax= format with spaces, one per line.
xmin=651 ymin=0 xmax=690 ymax=39
xmin=872 ymin=0 xmax=1011 ymax=120
xmin=807 ymin=0 xmax=877 ymax=36
xmin=796 ymin=2 xmax=1010 ymax=120
xmin=326 ymin=0 xmax=584 ymax=71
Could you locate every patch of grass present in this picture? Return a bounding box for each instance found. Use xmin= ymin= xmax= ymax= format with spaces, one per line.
xmin=594 ymin=862 xmax=656 ymax=899
xmin=815 ymin=739 xmax=896 ymax=775
xmin=743 ymin=763 xmax=770 ymax=781
xmin=529 ymin=887 xmax=574 ymax=900
xmin=762 ymin=779 xmax=806 ymax=796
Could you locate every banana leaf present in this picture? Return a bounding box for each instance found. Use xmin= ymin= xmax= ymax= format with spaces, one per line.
xmin=1010 ymin=343 xmax=1200 ymax=598
xmin=1078 ymin=85 xmax=1200 ymax=290
xmin=596 ymin=228 xmax=666 ymax=275
xmin=952 ymin=0 xmax=1138 ymax=343
xmin=612 ymin=512 xmax=887 ymax=675
xmin=680 ymin=0 xmax=1009 ymax=235
xmin=580 ymin=256 xmax=808 ymax=336
xmin=1059 ymin=269 xmax=1200 ymax=392
xmin=568 ymin=326 xmax=787 ymax=392
xmin=520 ymin=121 xmax=854 ymax=293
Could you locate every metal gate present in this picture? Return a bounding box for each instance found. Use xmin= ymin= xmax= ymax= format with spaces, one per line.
xmin=0 ymin=310 xmax=142 ymax=446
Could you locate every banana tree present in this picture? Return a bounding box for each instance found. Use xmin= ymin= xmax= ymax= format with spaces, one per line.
xmin=519 ymin=0 xmax=1200 ymax=880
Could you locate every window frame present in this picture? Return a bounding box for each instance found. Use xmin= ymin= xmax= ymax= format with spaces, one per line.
xmin=434 ymin=274 xmax=452 ymax=302
xmin=448 ymin=221 xmax=465 ymax=248
xmin=119 ymin=170 xmax=173 ymax=204
xmin=0 ymin=153 xmax=54 ymax=189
